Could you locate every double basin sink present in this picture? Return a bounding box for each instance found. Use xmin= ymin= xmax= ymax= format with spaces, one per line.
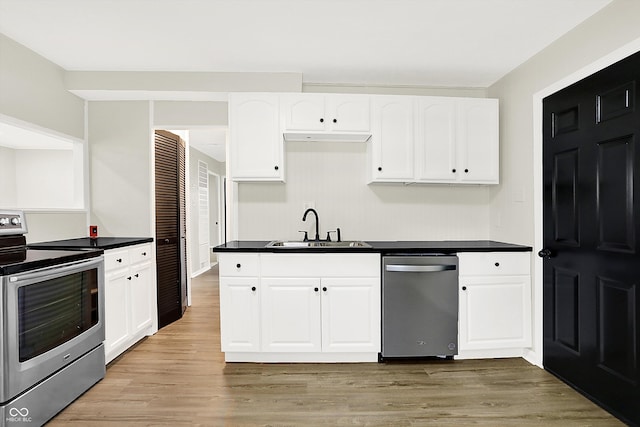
xmin=266 ymin=240 xmax=371 ymax=249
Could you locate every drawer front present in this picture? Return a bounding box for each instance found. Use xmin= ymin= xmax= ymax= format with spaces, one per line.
xmin=458 ymin=252 xmax=530 ymax=276
xmin=219 ymin=253 xmax=260 ymax=276
xmin=105 ymin=248 xmax=130 ymax=271
xmin=261 ymin=253 xmax=380 ymax=278
xmin=129 ymin=243 xmax=153 ymax=264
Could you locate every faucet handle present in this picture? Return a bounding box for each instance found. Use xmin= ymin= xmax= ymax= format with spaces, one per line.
xmin=326 ymin=230 xmax=336 ymax=242
xmin=298 ymin=230 xmax=309 ymax=242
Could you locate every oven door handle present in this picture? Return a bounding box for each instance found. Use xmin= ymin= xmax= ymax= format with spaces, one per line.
xmin=8 ymin=257 xmax=103 ymax=283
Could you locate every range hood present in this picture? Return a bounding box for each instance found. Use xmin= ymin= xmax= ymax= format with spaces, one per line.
xmin=283 ymin=132 xmax=372 ymax=143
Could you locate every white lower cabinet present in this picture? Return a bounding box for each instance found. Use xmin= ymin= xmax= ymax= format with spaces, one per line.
xmin=218 ymin=253 xmax=380 ymax=362
xmin=457 ymin=252 xmax=532 ymax=359
xmin=219 ymin=277 xmax=261 ymax=352
xmin=104 ymin=243 xmax=156 ymax=363
xmin=261 ymin=276 xmax=380 ymax=353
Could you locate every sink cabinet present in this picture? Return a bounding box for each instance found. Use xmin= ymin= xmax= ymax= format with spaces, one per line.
xmin=218 ymin=252 xmax=380 ymax=362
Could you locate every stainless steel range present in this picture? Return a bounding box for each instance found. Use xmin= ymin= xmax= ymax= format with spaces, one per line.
xmin=0 ymin=210 xmax=105 ymax=426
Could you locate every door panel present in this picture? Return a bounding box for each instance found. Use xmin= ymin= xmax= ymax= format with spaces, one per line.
xmin=542 ymin=50 xmax=640 ymax=425
xmin=155 ymin=130 xmax=187 ymax=329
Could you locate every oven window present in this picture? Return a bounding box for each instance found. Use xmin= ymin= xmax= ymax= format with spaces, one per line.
xmin=18 ymin=267 xmax=99 ymax=362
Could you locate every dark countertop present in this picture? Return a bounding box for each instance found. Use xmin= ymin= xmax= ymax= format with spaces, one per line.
xmin=1 ymin=248 xmax=104 ymax=275
xmin=29 ymin=237 xmax=154 ymax=251
xmin=213 ymin=240 xmax=532 ymax=254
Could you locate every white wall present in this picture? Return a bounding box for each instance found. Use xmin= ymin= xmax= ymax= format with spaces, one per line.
xmin=153 ymin=101 xmax=228 ymax=127
xmin=0 ymin=146 xmax=16 ymax=205
xmin=238 ymin=141 xmax=491 ymax=241
xmin=0 ymin=34 xmax=85 ymax=139
xmin=89 ymin=101 xmax=153 ymax=237
xmin=488 ymin=0 xmax=640 ymax=246
xmin=25 ymin=212 xmax=88 ymax=244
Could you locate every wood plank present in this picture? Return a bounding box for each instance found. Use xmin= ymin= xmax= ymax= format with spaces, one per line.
xmin=49 ymin=266 xmax=623 ymax=426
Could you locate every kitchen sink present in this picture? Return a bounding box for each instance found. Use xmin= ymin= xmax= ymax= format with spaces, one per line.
xmin=266 ymin=240 xmax=372 ymax=248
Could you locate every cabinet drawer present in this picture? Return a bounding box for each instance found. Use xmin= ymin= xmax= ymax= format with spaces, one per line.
xmin=105 ymin=248 xmax=130 ymax=271
xmin=458 ymin=252 xmax=530 ymax=276
xmin=129 ymin=243 xmax=152 ymax=264
xmin=219 ymin=253 xmax=259 ymax=276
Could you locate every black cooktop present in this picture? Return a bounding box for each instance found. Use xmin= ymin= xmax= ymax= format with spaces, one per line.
xmin=0 ymin=247 xmax=103 ymax=276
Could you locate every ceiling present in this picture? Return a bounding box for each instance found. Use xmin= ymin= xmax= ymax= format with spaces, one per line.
xmin=0 ymin=0 xmax=614 ymax=160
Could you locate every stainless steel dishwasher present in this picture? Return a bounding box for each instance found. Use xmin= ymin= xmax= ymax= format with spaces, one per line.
xmin=381 ymin=254 xmax=458 ymax=359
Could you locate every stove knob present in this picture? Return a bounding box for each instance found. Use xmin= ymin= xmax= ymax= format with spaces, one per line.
xmin=0 ymin=218 xmax=7 ymax=226
xmin=10 ymin=217 xmax=21 ymax=226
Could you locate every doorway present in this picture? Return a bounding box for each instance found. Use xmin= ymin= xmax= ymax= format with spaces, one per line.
xmin=541 ymin=51 xmax=640 ymax=425
xmin=154 ymin=130 xmax=188 ymax=329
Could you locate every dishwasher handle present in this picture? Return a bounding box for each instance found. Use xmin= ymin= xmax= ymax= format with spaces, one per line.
xmin=385 ymin=264 xmax=457 ymax=273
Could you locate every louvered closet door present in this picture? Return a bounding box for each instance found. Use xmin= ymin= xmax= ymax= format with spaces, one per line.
xmin=155 ymin=130 xmax=187 ymax=329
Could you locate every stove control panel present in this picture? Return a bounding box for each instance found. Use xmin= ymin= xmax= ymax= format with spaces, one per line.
xmin=0 ymin=210 xmax=28 ymax=235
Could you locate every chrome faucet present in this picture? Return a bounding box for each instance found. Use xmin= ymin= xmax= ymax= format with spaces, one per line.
xmin=302 ymin=208 xmax=320 ymax=241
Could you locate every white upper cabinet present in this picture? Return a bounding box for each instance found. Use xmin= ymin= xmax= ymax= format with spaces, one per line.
xmin=228 ymin=92 xmax=498 ymax=185
xmin=369 ymin=96 xmax=414 ymax=182
xmin=456 ymin=98 xmax=499 ymax=184
xmin=415 ymin=97 xmax=457 ymax=182
xmin=229 ymin=93 xmax=284 ymax=181
xmin=415 ymin=97 xmax=499 ymax=184
xmin=281 ymin=94 xmax=371 ymax=141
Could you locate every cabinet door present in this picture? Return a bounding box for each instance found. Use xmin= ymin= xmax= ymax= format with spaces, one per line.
xmin=261 ymin=277 xmax=321 ymax=352
xmin=229 ymin=93 xmax=283 ymax=181
xmin=327 ymin=95 xmax=370 ymax=132
xmin=415 ymin=98 xmax=457 ymax=182
xmin=459 ymin=275 xmax=532 ymax=350
xmin=104 ymin=269 xmax=130 ymax=357
xmin=321 ymin=277 xmax=380 ymax=352
xmin=130 ymin=261 xmax=154 ymax=335
xmin=281 ymin=94 xmax=326 ymax=131
xmin=219 ymin=277 xmax=261 ymax=352
xmin=370 ymin=96 xmax=414 ymax=182
xmin=457 ymin=98 xmax=499 ymax=183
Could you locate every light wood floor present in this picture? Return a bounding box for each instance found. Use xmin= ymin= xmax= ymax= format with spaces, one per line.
xmin=49 ymin=266 xmax=624 ymax=426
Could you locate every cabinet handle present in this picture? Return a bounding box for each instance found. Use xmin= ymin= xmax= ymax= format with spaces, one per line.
xmin=332 ymin=118 xmax=337 ymax=123
xmin=127 ymin=276 xmax=132 ymax=280
xmin=135 ymin=273 xmax=139 ymax=278
xmin=236 ymin=263 xmax=241 ymax=268
xmin=322 ymin=287 xmax=327 ymax=292
xmin=452 ymin=169 xmax=456 ymax=173
xmin=142 ymin=252 xmax=147 ymax=256
xmin=274 ymin=165 xmax=279 ymax=171
xmin=378 ymin=167 xmax=382 ymax=172
xmin=319 ymin=118 xmax=324 ymax=123
xmin=314 ymin=287 xmax=319 ymax=292
xmin=494 ymin=262 xmax=500 ymax=267
xmin=116 ymin=258 xmax=122 ymax=263
xmin=251 ymin=286 xmax=256 ymax=291
xmin=464 ymin=169 xmax=469 ymax=173
xmin=462 ymin=286 xmax=467 ymax=291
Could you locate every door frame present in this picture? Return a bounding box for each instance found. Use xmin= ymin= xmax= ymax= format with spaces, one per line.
xmin=530 ymin=38 xmax=640 ymax=368
xmin=208 ymin=170 xmax=225 ymax=254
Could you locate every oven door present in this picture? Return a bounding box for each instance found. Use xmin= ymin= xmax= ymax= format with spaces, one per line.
xmin=0 ymin=256 xmax=105 ymax=403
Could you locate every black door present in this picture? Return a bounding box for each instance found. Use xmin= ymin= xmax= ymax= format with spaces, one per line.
xmin=542 ymin=51 xmax=640 ymax=425
xmin=155 ymin=130 xmax=188 ymax=329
